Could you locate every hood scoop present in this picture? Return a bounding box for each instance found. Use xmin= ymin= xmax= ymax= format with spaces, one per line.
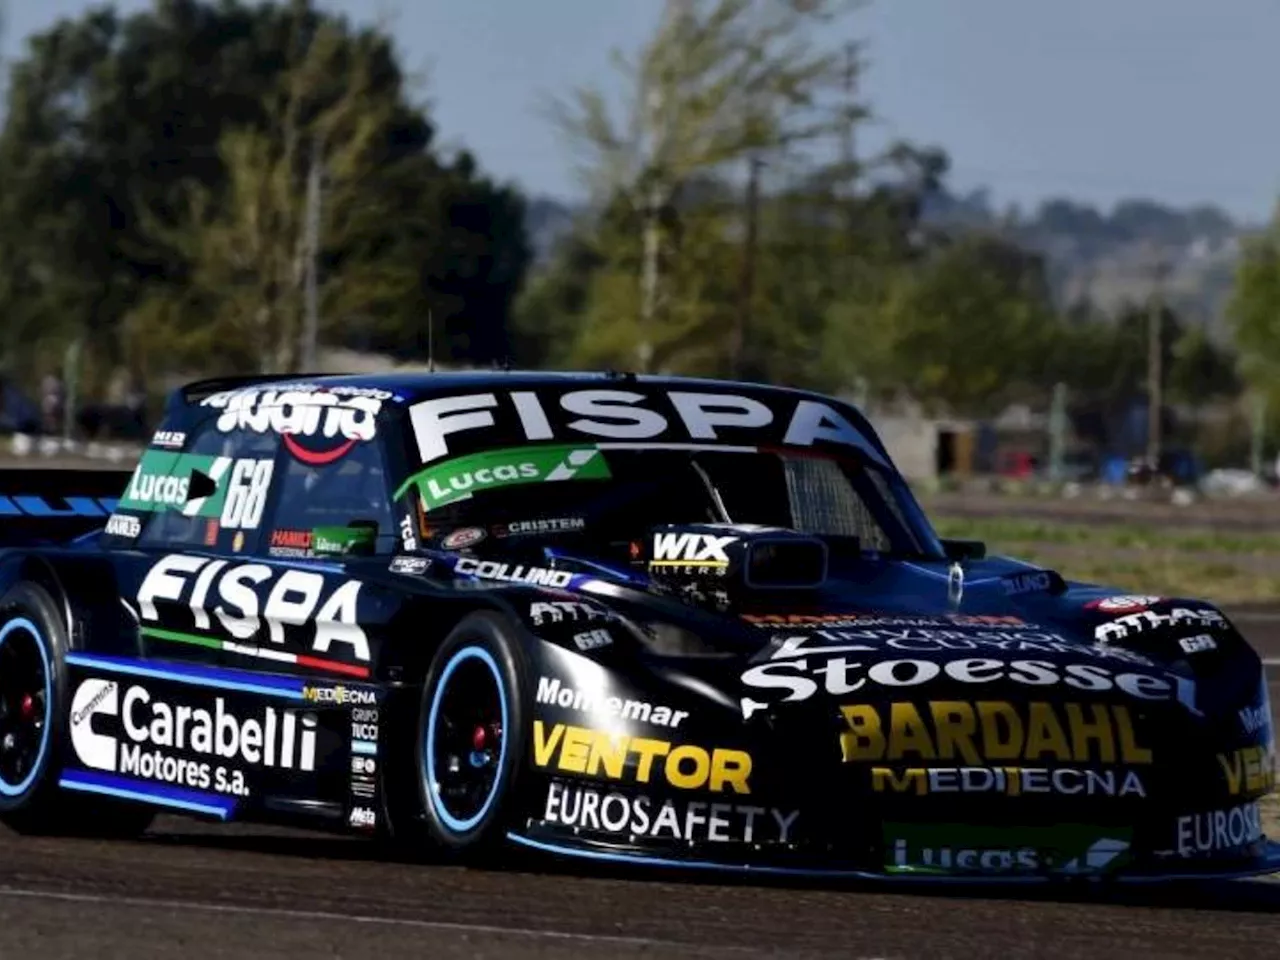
xmin=640 ymin=523 xmax=828 ymax=612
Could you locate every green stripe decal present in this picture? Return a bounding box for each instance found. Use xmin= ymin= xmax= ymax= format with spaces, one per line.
xmin=140 ymin=626 xmax=223 ymax=650
xmin=396 ymin=444 xmax=611 ymax=509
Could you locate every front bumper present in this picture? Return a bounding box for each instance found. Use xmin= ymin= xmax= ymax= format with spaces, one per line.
xmin=506 ymin=829 xmax=1280 ymax=884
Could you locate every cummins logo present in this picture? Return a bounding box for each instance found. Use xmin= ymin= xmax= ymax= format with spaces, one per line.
xmin=69 ymin=678 xmax=316 ymax=776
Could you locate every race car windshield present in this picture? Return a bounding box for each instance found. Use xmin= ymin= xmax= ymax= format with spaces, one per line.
xmin=405 ymin=448 xmax=943 ymax=560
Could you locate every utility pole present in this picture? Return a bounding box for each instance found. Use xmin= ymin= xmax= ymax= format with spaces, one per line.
xmin=1145 ymin=257 xmax=1169 ymax=469
xmin=730 ymin=155 xmax=763 ymax=378
xmin=637 ymin=76 xmax=668 ymax=376
xmin=299 ymin=140 xmax=324 ymax=371
xmin=840 ymin=41 xmax=858 ymax=239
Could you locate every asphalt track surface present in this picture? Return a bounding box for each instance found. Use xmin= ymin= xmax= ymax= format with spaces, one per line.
xmin=6 ymin=615 xmax=1280 ymax=959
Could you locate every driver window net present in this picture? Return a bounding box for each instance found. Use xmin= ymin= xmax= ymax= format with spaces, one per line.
xmin=783 ymin=456 xmax=891 ymax=550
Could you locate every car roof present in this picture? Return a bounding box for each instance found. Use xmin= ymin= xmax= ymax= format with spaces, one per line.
xmin=174 ymin=369 xmax=867 ymax=414
xmin=168 ymin=369 xmax=891 ymax=465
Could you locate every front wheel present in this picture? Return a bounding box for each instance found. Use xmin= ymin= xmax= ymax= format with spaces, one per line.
xmin=414 ymin=612 xmax=529 ymax=856
xmin=0 ymin=581 xmax=153 ymax=838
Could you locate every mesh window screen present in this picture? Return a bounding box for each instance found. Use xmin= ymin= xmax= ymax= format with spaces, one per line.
xmin=782 ymin=456 xmax=891 ymax=550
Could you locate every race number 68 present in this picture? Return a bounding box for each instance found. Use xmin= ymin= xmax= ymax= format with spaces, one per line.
xmin=221 ymin=459 xmax=274 ymax=530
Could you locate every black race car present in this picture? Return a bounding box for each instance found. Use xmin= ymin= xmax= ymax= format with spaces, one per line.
xmin=0 ymin=371 xmax=1274 ymax=881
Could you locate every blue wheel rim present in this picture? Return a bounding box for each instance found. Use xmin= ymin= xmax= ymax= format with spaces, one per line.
xmin=0 ymin=617 xmax=52 ymax=798
xmin=424 ymin=646 xmax=509 ymax=834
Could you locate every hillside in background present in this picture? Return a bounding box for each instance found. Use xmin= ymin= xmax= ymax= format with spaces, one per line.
xmin=526 ymin=191 xmax=1261 ymax=341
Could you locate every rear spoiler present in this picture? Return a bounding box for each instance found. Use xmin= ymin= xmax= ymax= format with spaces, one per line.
xmin=0 ymin=467 xmax=133 ymax=547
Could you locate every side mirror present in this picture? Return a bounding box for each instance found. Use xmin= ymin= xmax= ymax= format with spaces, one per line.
xmin=941 ymin=538 xmax=986 ymax=561
xmin=312 ymin=523 xmax=378 ymax=557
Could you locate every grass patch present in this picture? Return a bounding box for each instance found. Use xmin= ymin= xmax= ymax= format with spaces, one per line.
xmin=932 ymin=516 xmax=1280 ymax=556
xmin=930 ymin=516 xmax=1280 ymax=603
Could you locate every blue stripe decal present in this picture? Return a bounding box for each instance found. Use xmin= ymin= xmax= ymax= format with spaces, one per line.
xmin=352 ymin=741 xmax=377 ymax=756
xmin=59 ymin=770 xmax=236 ymax=819
xmin=65 ymin=653 xmax=305 ymax=700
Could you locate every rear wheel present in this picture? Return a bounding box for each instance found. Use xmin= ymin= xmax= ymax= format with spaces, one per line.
xmin=414 ymin=612 xmax=529 ymax=856
xmin=0 ymin=582 xmax=153 ymax=837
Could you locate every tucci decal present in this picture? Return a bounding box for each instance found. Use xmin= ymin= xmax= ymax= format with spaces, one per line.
xmin=407 ymin=388 xmax=886 ymax=465
xmin=137 ymin=555 xmax=369 ymax=662
xmin=202 ymin=385 xmax=387 ymax=465
xmin=69 ymin=678 xmax=315 ymax=797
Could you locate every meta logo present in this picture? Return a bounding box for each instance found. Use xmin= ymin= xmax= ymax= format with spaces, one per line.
xmin=0 ymin=495 xmax=117 ymax=517
xmin=650 ymin=532 xmax=736 ymax=567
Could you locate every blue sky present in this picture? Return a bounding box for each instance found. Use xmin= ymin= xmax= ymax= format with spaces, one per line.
xmin=8 ymin=0 xmax=1279 ymax=220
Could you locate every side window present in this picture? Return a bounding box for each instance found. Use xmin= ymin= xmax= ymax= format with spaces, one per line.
xmin=134 ymin=419 xmax=280 ymax=551
xmin=266 ymin=438 xmax=397 ymax=555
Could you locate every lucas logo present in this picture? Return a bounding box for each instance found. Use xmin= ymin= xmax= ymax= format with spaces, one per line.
xmin=137 ymin=555 xmax=369 ymax=661
xmin=651 ymin=533 xmax=737 ymax=567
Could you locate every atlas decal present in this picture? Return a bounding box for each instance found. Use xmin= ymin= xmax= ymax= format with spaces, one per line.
xmin=201 ymin=387 xmax=383 ymax=465
xmin=542 ymin=781 xmax=798 ymax=845
xmin=528 ymin=601 xmax=618 ymax=626
xmin=1094 ymin=606 xmax=1228 ymax=643
xmin=69 ymin=678 xmax=316 ymax=798
xmin=407 ymin=389 xmax=887 ymax=465
xmin=839 ymin=701 xmax=1155 ymax=765
xmin=136 ymin=554 xmax=370 ymax=669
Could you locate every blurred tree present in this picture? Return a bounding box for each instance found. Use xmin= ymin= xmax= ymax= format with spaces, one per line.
xmin=823 ymin=232 xmax=1057 ymax=416
xmin=551 ymin=0 xmax=858 ymax=374
xmin=0 ymin=0 xmax=529 ymax=388
xmin=1229 ymin=221 xmax=1280 ymax=411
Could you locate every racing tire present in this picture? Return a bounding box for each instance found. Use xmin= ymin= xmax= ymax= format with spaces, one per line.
xmin=0 ymin=582 xmax=153 ymax=838
xmin=413 ymin=611 xmax=529 ymax=857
